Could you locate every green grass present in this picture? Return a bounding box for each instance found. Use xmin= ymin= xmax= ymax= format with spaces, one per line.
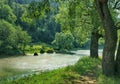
xmin=98 ymin=75 xmax=120 ymax=84
xmin=1 ymin=57 xmax=120 ymax=84
xmin=73 ymin=57 xmax=101 ymax=75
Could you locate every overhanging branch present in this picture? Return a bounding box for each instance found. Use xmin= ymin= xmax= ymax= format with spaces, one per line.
xmin=113 ymin=0 xmax=120 ymax=9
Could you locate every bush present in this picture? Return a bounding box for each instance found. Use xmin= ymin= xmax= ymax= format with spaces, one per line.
xmin=25 ymin=45 xmax=41 ymax=53
xmin=40 ymin=49 xmax=45 ymax=54
xmin=46 ymin=48 xmax=54 ymax=53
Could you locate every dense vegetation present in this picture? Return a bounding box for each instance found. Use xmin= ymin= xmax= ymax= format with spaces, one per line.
xmin=0 ymin=0 xmax=60 ymax=55
xmin=0 ymin=0 xmax=96 ymax=55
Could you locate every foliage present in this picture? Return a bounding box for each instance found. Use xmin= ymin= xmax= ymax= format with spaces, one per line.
xmin=0 ymin=0 xmax=118 ymax=56
xmin=55 ymin=0 xmax=93 ymax=46
xmin=45 ymin=47 xmax=54 ymax=53
xmin=52 ymin=32 xmax=74 ymax=50
xmin=27 ymin=0 xmax=50 ymax=18
xmin=16 ymin=27 xmax=31 ymax=53
xmin=55 ymin=3 xmax=70 ymax=31
xmin=0 ymin=20 xmax=16 ymax=53
xmin=25 ymin=43 xmax=54 ymax=54
xmin=0 ymin=20 xmax=31 ymax=55
xmin=20 ymin=1 xmax=60 ymax=43
xmin=0 ymin=0 xmax=16 ymax=23
xmin=25 ymin=45 xmax=42 ymax=54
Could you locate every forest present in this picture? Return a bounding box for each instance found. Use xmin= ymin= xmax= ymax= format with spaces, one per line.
xmin=0 ymin=0 xmax=105 ymax=55
xmin=0 ymin=0 xmax=120 ymax=83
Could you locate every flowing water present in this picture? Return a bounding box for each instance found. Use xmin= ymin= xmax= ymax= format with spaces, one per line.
xmin=0 ymin=49 xmax=103 ymax=79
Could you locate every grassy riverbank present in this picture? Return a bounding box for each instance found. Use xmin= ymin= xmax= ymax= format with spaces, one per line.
xmin=1 ymin=57 xmax=120 ymax=84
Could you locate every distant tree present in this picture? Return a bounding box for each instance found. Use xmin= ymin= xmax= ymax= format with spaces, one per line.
xmin=52 ymin=32 xmax=74 ymax=50
xmin=0 ymin=20 xmax=31 ymax=55
xmin=16 ymin=26 xmax=31 ymax=54
xmin=21 ymin=0 xmax=59 ymax=43
xmin=0 ymin=20 xmax=16 ymax=54
xmin=0 ymin=0 xmax=16 ymax=23
xmin=55 ymin=1 xmax=90 ymax=47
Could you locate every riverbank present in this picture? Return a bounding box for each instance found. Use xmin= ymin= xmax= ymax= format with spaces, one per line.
xmin=1 ymin=57 xmax=120 ymax=84
xmin=2 ymin=57 xmax=120 ymax=84
xmin=1 ymin=57 xmax=101 ymax=84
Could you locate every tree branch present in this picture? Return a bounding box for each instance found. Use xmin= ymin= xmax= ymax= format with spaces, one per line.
xmin=113 ymin=0 xmax=120 ymax=9
xmin=116 ymin=22 xmax=120 ymax=30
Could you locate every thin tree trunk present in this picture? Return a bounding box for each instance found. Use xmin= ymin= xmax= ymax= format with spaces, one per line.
xmin=90 ymin=30 xmax=99 ymax=58
xmin=116 ymin=40 xmax=120 ymax=74
xmin=94 ymin=0 xmax=117 ymax=76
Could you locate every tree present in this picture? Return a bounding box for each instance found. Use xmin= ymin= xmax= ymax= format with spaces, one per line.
xmin=94 ymin=0 xmax=117 ymax=76
xmin=0 ymin=20 xmax=15 ymax=48
xmin=0 ymin=20 xmax=17 ymax=54
xmin=0 ymin=20 xmax=31 ymax=55
xmin=55 ymin=1 xmax=91 ymax=48
xmin=16 ymin=26 xmax=31 ymax=54
xmin=52 ymin=32 xmax=74 ymax=50
xmin=88 ymin=2 xmax=103 ymax=58
xmin=27 ymin=0 xmax=50 ymax=18
xmin=116 ymin=30 xmax=120 ymax=75
xmin=21 ymin=0 xmax=60 ymax=44
xmin=55 ymin=0 xmax=104 ymax=59
xmin=111 ymin=0 xmax=120 ymax=75
xmin=0 ymin=0 xmax=16 ymax=23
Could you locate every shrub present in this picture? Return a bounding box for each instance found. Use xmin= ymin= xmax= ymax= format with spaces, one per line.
xmin=46 ymin=48 xmax=54 ymax=53
xmin=40 ymin=49 xmax=45 ymax=54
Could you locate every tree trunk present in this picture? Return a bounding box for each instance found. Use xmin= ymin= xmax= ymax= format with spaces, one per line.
xmin=94 ymin=0 xmax=117 ymax=76
xmin=90 ymin=30 xmax=99 ymax=58
xmin=116 ymin=40 xmax=120 ymax=75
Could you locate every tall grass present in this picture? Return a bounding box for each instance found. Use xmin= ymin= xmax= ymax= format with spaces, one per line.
xmin=98 ymin=75 xmax=120 ymax=84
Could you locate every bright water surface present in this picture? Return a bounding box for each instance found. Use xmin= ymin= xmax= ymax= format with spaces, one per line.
xmin=0 ymin=49 xmax=102 ymax=79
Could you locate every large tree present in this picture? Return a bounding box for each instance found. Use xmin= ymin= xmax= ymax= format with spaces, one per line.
xmin=112 ymin=0 xmax=120 ymax=75
xmin=94 ymin=0 xmax=118 ymax=76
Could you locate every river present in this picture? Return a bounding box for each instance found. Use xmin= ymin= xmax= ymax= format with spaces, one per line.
xmin=0 ymin=49 xmax=102 ymax=79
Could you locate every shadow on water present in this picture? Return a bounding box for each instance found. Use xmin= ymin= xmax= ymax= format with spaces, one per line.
xmin=0 ymin=55 xmax=25 ymax=59
xmin=57 ymin=52 xmax=89 ymax=56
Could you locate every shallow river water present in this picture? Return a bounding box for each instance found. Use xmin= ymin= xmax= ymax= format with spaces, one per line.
xmin=0 ymin=49 xmax=102 ymax=78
